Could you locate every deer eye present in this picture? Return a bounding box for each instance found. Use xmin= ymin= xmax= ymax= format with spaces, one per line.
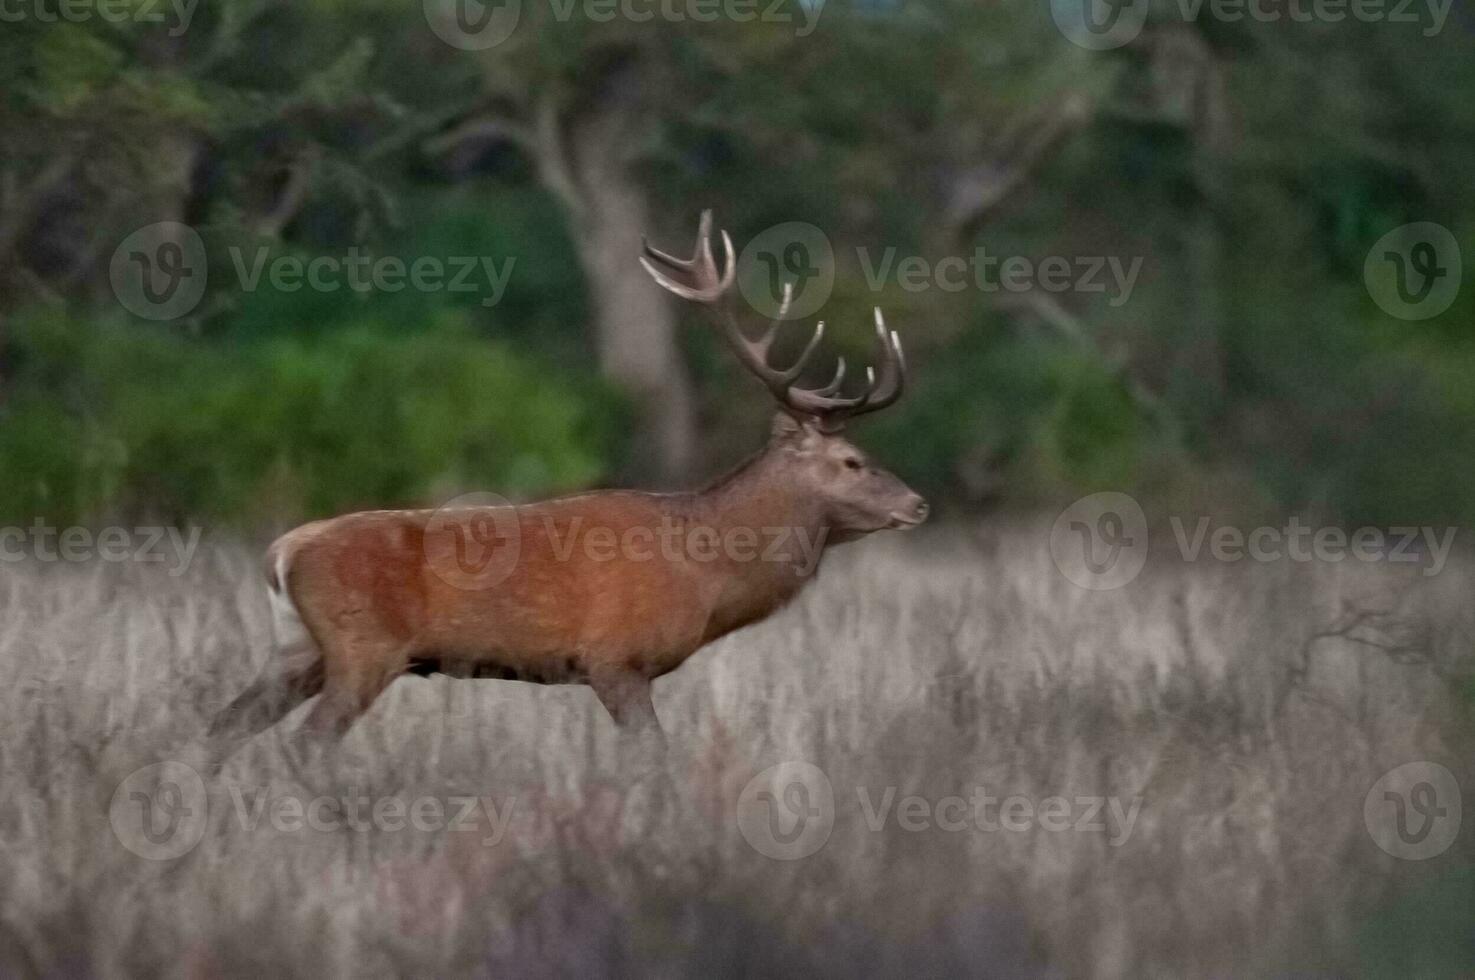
xmin=843 ymin=457 xmax=863 ymax=471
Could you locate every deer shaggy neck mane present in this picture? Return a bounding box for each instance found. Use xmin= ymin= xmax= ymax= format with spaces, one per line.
xmin=692 ymin=436 xmax=824 ymax=529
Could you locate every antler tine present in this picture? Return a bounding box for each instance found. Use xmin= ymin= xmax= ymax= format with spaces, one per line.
xmin=753 ymin=280 xmax=794 ymax=356
xmin=740 ymin=282 xmax=826 ymax=391
xmin=639 ymin=210 xmax=735 ymax=302
xmin=641 ymin=239 xmax=695 ymax=271
xmin=641 ymin=209 xmax=715 ymax=272
xmin=716 ymin=230 xmax=738 ymax=292
xmin=773 ymin=321 xmax=826 ymax=385
xmin=815 ymin=357 xmax=847 ymax=396
xmin=638 ymin=257 xmax=703 ymax=302
xmin=641 ymin=212 xmax=909 ymax=429
xmin=871 ymin=310 xmax=903 ymax=393
xmin=786 ymin=308 xmax=905 ymax=426
xmin=848 ymin=309 xmax=906 ymax=413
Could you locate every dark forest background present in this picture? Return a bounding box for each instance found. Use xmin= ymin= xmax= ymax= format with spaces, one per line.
xmin=1 ymin=0 xmax=1472 ymax=527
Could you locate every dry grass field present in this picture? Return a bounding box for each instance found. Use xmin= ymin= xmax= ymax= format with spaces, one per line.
xmin=0 ymin=520 xmax=1470 ymax=978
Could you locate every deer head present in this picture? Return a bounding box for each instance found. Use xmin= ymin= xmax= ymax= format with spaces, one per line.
xmin=642 ymin=212 xmax=929 ymax=538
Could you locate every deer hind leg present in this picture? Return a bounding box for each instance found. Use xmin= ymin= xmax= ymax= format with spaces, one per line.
xmin=277 ymin=630 xmax=407 ymax=783
xmin=204 ymin=582 xmax=326 ymax=765
xmin=298 ymin=632 xmax=407 ymax=741
xmin=206 ymin=648 xmax=324 ymax=754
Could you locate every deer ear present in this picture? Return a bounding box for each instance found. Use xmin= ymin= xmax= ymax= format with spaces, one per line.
xmin=770 ymin=411 xmax=806 ymax=442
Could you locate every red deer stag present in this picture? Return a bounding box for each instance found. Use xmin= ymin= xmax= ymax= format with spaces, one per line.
xmin=207 ymin=211 xmax=927 ymax=755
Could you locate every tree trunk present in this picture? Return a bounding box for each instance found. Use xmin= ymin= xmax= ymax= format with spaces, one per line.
xmin=532 ymin=91 xmax=696 ymax=486
xmin=1154 ymin=25 xmax=1229 ymax=406
xmin=570 ymin=168 xmax=696 ymax=485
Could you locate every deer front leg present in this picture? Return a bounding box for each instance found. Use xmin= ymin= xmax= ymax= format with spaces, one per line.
xmin=589 ymin=665 xmax=667 ymax=756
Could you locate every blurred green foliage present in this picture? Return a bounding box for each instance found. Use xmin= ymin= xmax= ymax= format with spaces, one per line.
xmin=0 ymin=308 xmax=619 ymax=524
xmin=1 ymin=1 xmax=1472 ymax=526
xmin=1359 ymin=865 xmax=1475 ymax=980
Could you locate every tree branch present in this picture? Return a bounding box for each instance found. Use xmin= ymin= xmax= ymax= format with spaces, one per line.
xmin=252 ymin=145 xmax=322 ymax=239
xmin=532 ymin=92 xmax=587 ymax=224
xmin=940 ymin=92 xmax=1091 ymax=244
xmin=422 ymin=112 xmax=535 ymax=159
xmin=993 ymin=290 xmax=1164 ymax=416
xmin=0 ymin=147 xmax=83 ymax=270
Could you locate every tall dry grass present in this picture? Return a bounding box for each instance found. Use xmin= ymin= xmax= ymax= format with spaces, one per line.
xmin=0 ymin=520 xmax=1470 ymax=978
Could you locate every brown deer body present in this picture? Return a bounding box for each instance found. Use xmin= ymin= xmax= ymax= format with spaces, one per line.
xmin=208 ymin=213 xmax=926 ymax=752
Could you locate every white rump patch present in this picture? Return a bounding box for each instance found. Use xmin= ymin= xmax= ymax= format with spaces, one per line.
xmin=268 ymin=550 xmax=311 ymax=653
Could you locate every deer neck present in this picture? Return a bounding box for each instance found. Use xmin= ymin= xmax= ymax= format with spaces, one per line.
xmin=683 ymin=444 xmax=830 ymax=631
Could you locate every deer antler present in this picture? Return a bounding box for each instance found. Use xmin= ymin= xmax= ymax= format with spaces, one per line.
xmin=641 ymin=211 xmax=905 ymax=431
